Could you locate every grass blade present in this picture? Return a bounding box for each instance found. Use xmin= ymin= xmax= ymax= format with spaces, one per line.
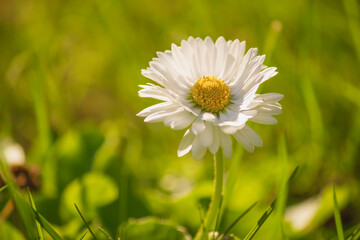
xmin=333 ymin=186 xmax=345 ymax=240
xmin=30 ymin=54 xmax=51 ymax=161
xmin=0 ymin=160 xmax=37 ymax=239
xmin=243 ymin=202 xmax=275 ymax=240
xmin=97 ymin=226 xmax=113 ymax=240
xmin=1 ymin=158 xmax=60 ymax=240
xmin=74 ymin=203 xmax=97 ymax=240
xmin=343 ymin=0 xmax=360 ymax=62
xmin=287 ymin=166 xmax=299 ymax=184
xmin=0 ymin=185 xmax=8 ymax=192
xmin=197 ymin=203 xmax=207 ymax=240
xmin=27 ymin=188 xmax=44 ymax=240
xmin=218 ymin=202 xmax=257 ymax=240
xmin=79 ymin=230 xmax=88 ymax=240
xmin=31 ymin=207 xmax=64 ymax=240
xmin=7 ymin=183 xmax=38 ymax=239
xmin=346 ymin=225 xmax=360 ymax=240
xmin=243 ymin=167 xmax=299 ymax=240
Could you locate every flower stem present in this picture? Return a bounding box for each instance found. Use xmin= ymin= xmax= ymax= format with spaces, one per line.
xmin=196 ymin=150 xmax=224 ymax=239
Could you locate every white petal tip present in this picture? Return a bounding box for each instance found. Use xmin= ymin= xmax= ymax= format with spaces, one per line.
xmin=245 ymin=147 xmax=255 ymax=153
xmin=177 ymin=150 xmax=190 ymax=157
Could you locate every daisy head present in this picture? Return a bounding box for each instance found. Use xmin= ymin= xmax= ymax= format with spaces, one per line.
xmin=137 ymin=36 xmax=283 ymax=160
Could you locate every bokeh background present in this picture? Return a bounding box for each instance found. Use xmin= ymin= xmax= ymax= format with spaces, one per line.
xmin=1 ymin=0 xmax=360 ymax=239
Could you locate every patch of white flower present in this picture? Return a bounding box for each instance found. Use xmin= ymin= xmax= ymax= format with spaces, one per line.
xmin=138 ymin=37 xmax=282 ymax=160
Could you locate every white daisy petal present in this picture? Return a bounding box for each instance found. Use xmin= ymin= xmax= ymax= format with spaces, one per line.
xmin=239 ymin=125 xmax=263 ymax=147
xmin=215 ymin=37 xmax=228 ymax=77
xmin=138 ymin=84 xmax=170 ymax=101
xmin=178 ymin=129 xmax=195 ymax=157
xmin=138 ymin=36 xmax=282 ymax=159
xmin=226 ymin=41 xmax=246 ymax=84
xmin=193 ymin=37 xmax=205 ymax=76
xmin=222 ymin=39 xmax=241 ymax=81
xmin=220 ymin=125 xmax=239 ymax=135
xmin=204 ymin=37 xmax=215 ymax=74
xmin=174 ymin=42 xmax=194 ymax=79
xmin=192 ymin=136 xmax=207 ymax=160
xmin=148 ymin=61 xmax=187 ymax=94
xmin=209 ymin=126 xmax=220 ymax=154
xmin=164 ymin=111 xmax=196 ymax=130
xmin=229 ymin=48 xmax=257 ymax=88
xmin=233 ymin=64 xmax=263 ymax=93
xmin=239 ymin=82 xmax=262 ymax=108
xmin=191 ymin=117 xmax=206 ymax=135
xmin=255 ymin=93 xmax=284 ymax=103
xmin=193 ymin=146 xmax=207 ymax=161
xmin=200 ymin=122 xmax=213 ymax=147
xmin=137 ymin=102 xmax=177 ymax=117
xmin=156 ymin=52 xmax=192 ymax=88
xmin=257 ymin=104 xmax=283 ymax=115
xmin=259 ymin=67 xmax=278 ymax=83
xmin=179 ymin=98 xmax=202 ymax=116
xmin=250 ymin=113 xmax=278 ymax=125
xmin=253 ymin=55 xmax=266 ymax=64
xmin=144 ymin=109 xmax=182 ymax=123
xmin=218 ymin=109 xmax=238 ymax=122
xmin=233 ymin=131 xmax=254 ymax=152
xmin=219 ymin=111 xmax=256 ymax=127
xmin=220 ymin=131 xmax=232 ymax=159
xmin=201 ymin=112 xmax=217 ymax=122
xmin=141 ymin=69 xmax=166 ymax=88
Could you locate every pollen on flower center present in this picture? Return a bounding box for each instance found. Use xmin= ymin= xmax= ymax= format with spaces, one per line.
xmin=191 ymin=76 xmax=230 ymax=113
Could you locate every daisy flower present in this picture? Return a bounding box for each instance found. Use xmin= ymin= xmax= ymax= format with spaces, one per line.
xmin=137 ymin=36 xmax=283 ymax=160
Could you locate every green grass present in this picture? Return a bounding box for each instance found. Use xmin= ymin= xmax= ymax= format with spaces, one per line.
xmin=333 ymin=186 xmax=344 ymax=240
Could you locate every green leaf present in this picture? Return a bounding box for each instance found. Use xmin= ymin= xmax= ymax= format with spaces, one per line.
xmin=333 ymin=186 xmax=345 ymax=240
xmin=0 ymin=220 xmax=26 ymax=240
xmin=121 ymin=217 xmax=190 ymax=240
xmin=61 ymin=172 xmax=119 ymax=219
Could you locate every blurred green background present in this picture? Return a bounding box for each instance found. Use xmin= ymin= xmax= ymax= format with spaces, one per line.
xmin=0 ymin=0 xmax=360 ymax=239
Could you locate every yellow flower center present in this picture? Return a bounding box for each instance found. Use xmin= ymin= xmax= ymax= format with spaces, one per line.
xmin=191 ymin=76 xmax=230 ymax=113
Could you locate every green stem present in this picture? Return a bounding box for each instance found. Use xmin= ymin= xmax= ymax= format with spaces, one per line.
xmin=196 ymin=151 xmax=224 ymax=239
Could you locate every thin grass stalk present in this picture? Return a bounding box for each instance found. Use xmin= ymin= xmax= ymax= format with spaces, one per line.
xmin=195 ymin=150 xmax=224 ymax=239
xmin=333 ymin=186 xmax=345 ymax=240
